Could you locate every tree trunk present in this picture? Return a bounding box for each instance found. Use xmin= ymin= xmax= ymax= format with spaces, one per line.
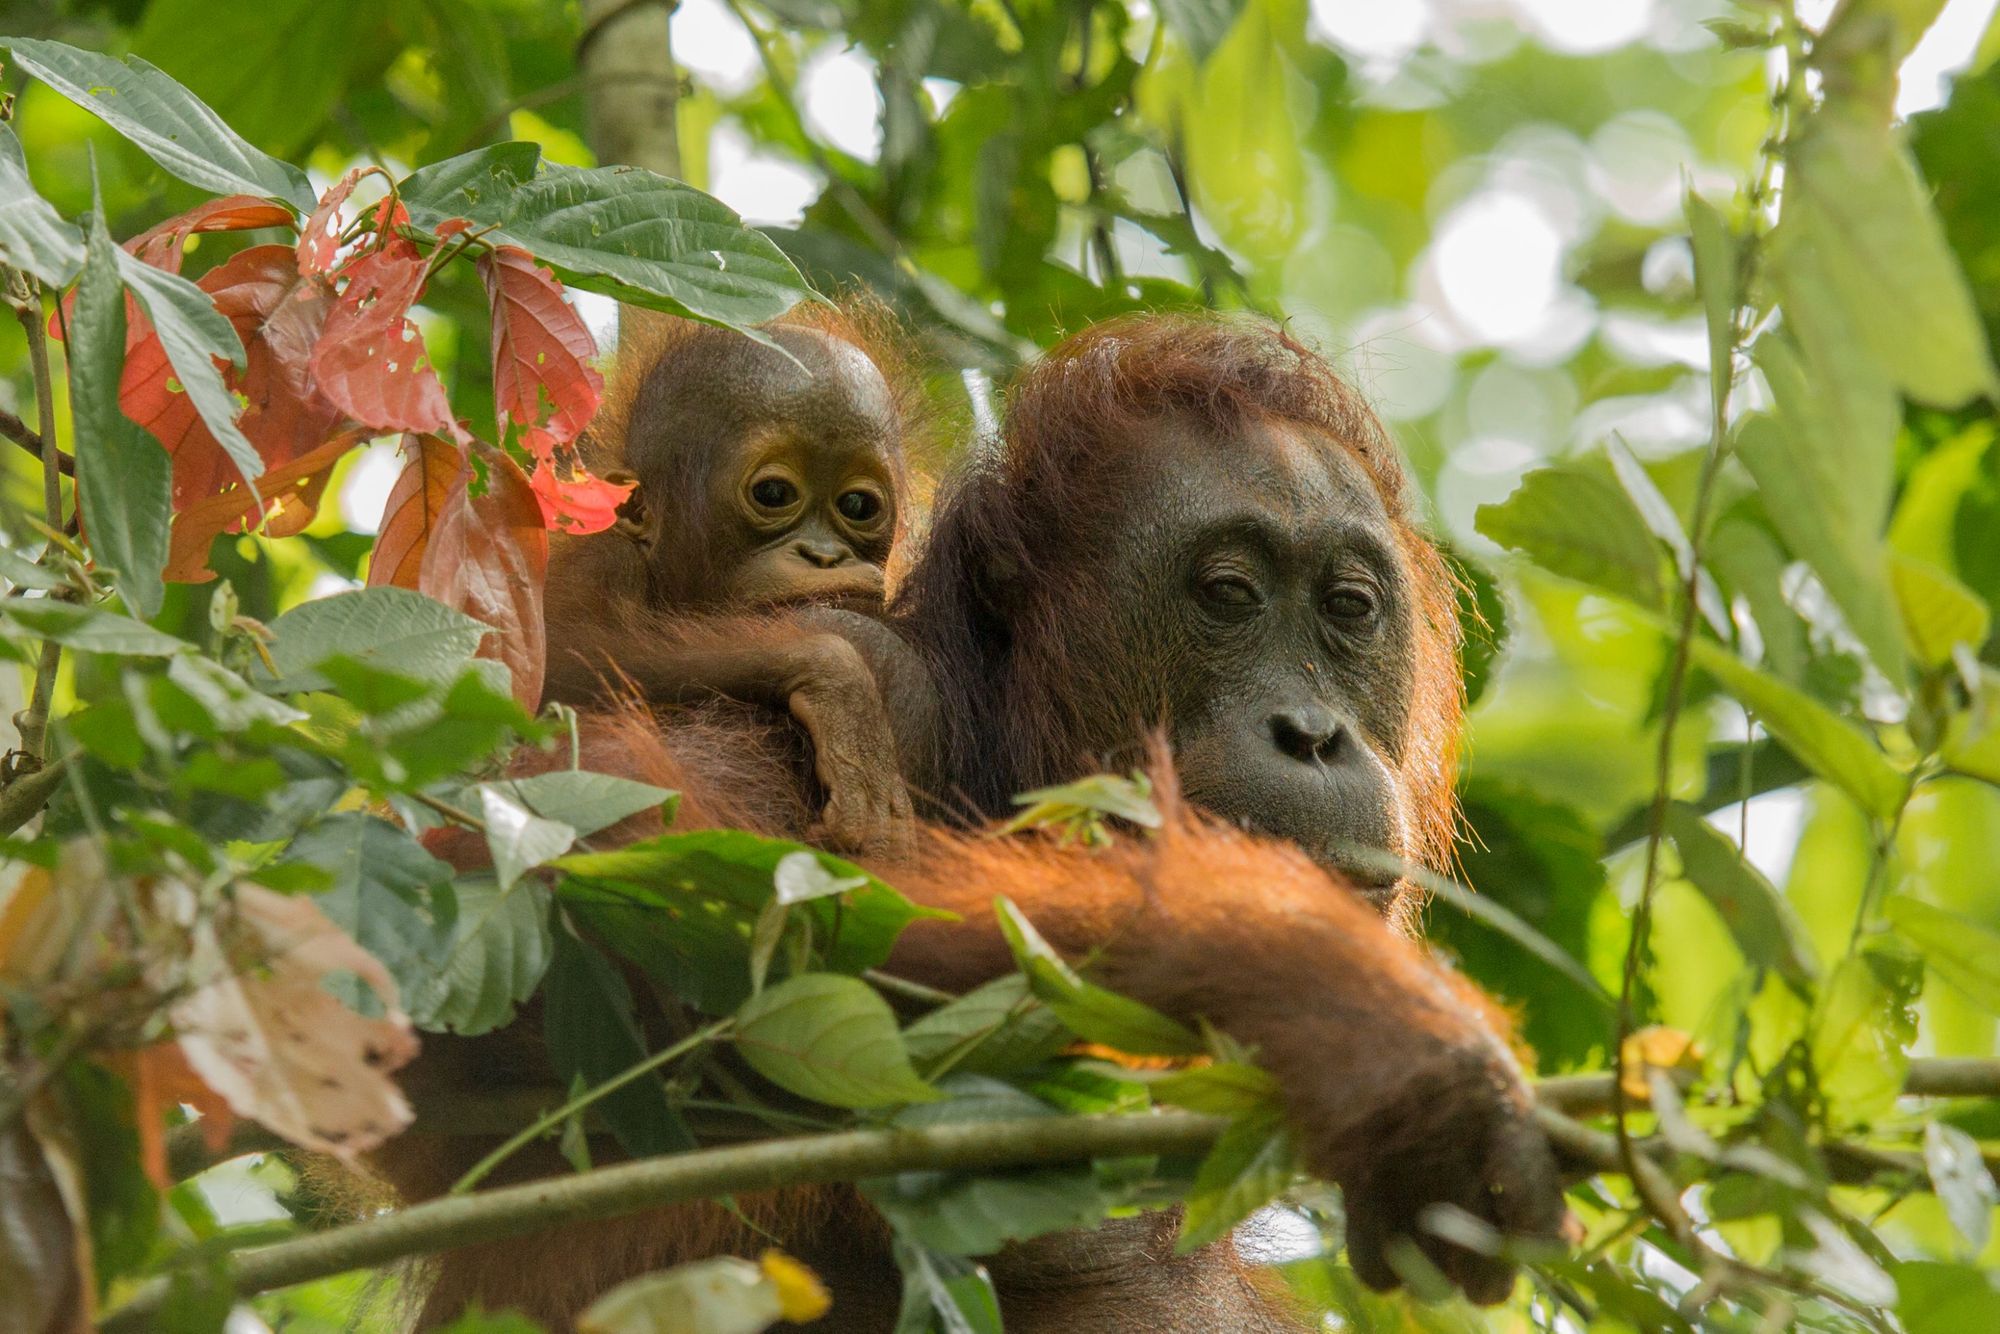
xmin=579 ymin=0 xmax=682 ymax=180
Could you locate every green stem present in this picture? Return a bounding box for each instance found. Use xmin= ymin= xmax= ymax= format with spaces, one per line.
xmin=100 ymin=1111 xmax=1228 ymax=1331
xmin=449 ymin=1018 xmax=732 ymax=1194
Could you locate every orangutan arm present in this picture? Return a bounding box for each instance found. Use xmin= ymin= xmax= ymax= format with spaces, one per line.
xmin=882 ymin=817 xmax=1570 ymax=1304
xmin=544 ymin=606 xmax=916 ymax=857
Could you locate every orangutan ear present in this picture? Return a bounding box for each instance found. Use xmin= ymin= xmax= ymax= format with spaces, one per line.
xmin=606 ymin=470 xmax=650 ymax=547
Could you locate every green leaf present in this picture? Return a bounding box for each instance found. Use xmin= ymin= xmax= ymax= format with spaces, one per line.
xmin=0 ymin=545 xmax=63 ymax=592
xmin=871 ymin=1163 xmax=1110 ymax=1257
xmin=1176 ymin=1108 xmax=1300 ymax=1253
xmin=70 ymin=190 xmax=169 ymax=619
xmin=0 ymin=600 xmax=186 ymax=656
xmin=1685 ymin=190 xmax=1739 ymax=423
xmin=0 ymin=123 xmax=83 ymax=287
xmin=1666 ymin=804 xmax=1818 ymax=987
xmin=1687 ymin=638 xmax=1905 ymax=820
xmin=1923 ymin=1121 xmax=1998 ymax=1254
xmin=478 ymin=786 xmax=576 ymax=891
xmin=405 ymin=874 xmax=553 ymax=1035
xmin=1895 ymin=1261 xmax=2000 ymax=1333
xmin=113 ymin=248 xmax=261 ymax=491
xmin=1810 ymin=946 xmax=1920 ymax=1128
xmin=286 ymin=812 xmax=455 ymax=1003
xmin=995 ymin=896 xmax=1203 ymax=1056
xmin=1148 ymin=1062 xmax=1281 ymax=1117
xmin=1737 ymin=334 xmax=1904 ymax=677
xmin=400 ymin=150 xmax=811 ymax=332
xmin=1890 ymin=552 xmax=1991 ymax=667
xmin=1772 ymin=104 xmax=1998 ymax=409
xmin=1884 ymin=895 xmax=2000 ymax=1013
xmin=733 ymin=973 xmax=939 ymax=1109
xmin=261 ymin=587 xmax=488 ymax=691
xmin=544 ymin=928 xmax=694 ymax=1160
xmin=1820 ymin=0 xmax=1952 ymax=67
xmin=1473 ymin=461 xmax=1665 ymax=609
xmin=1156 ymin=0 xmax=1248 ymax=63
xmin=900 ymin=974 xmax=1071 ymax=1079
xmin=1 ymin=38 xmax=314 ymax=209
xmin=1001 ymin=771 xmax=1162 ymax=843
xmin=891 ymin=1234 xmax=1004 ymax=1334
xmin=470 ymin=771 xmax=677 ymax=840
xmin=555 ymin=829 xmax=942 ymax=1012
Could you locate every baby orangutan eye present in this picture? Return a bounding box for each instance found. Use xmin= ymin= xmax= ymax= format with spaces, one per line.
xmin=751 ymin=477 xmax=799 ymax=510
xmin=837 ymin=489 xmax=882 ymax=522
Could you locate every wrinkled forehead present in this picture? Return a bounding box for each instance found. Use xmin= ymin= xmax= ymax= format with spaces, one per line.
xmin=638 ymin=326 xmax=895 ymax=442
xmin=1113 ymin=410 xmax=1398 ymax=535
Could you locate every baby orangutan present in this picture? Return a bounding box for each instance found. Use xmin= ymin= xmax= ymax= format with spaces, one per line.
xmin=541 ymin=305 xmax=920 ymax=855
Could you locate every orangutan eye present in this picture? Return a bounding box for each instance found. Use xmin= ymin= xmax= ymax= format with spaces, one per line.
xmin=1322 ymin=587 xmax=1376 ymax=622
xmin=751 ymin=477 xmax=798 ymax=510
xmin=836 ymin=489 xmax=882 ymax=522
xmin=1200 ymin=573 xmax=1262 ymax=609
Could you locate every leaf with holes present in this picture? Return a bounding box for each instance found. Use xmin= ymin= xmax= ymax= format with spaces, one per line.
xmin=734 ymin=973 xmax=940 ymax=1109
xmin=123 ymin=194 xmax=294 ymax=275
xmin=119 ymin=244 xmax=341 ymax=522
xmin=480 ymin=245 xmax=603 ymax=443
xmin=368 ymin=434 xmax=465 ymax=590
xmin=308 ymin=235 xmax=457 ymax=436
xmin=298 ymin=167 xmax=370 ymax=276
xmin=530 ymin=456 xmax=633 ymax=535
xmin=419 ymin=447 xmax=548 ymax=710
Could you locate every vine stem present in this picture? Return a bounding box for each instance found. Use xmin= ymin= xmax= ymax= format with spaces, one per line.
xmin=99 ymin=1111 xmax=1230 ymax=1331
xmin=9 ymin=282 xmax=65 ymax=768
xmin=1608 ymin=1 xmax=1803 ymax=1257
xmin=450 ymin=1018 xmax=733 ymax=1194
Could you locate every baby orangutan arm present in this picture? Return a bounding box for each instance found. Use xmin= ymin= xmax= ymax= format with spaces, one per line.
xmin=882 ymin=814 xmax=1573 ymax=1304
xmin=545 ymin=605 xmax=915 ymax=857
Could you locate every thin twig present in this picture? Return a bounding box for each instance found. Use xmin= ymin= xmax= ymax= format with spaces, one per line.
xmin=100 ymin=1111 xmax=1230 ymax=1330
xmin=0 ymin=752 xmax=72 ymax=836
xmin=450 ymin=1019 xmax=733 ymax=1194
xmin=11 ymin=286 xmax=65 ymax=766
xmin=0 ymin=406 xmax=72 ymax=475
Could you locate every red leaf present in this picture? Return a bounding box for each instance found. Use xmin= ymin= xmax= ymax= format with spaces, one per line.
xmin=530 ymin=456 xmax=634 ymax=536
xmin=119 ymin=245 xmax=343 ymax=513
xmin=368 ymin=434 xmax=465 ymax=590
xmin=422 ymin=446 xmax=548 ymax=710
xmin=51 ymin=194 xmax=293 ymax=347
xmin=125 ymin=195 xmax=295 ymax=274
xmin=479 ymin=245 xmax=603 ymax=444
xmin=309 ymin=236 xmax=456 ymax=436
xmin=166 ymin=429 xmax=362 ymax=582
xmin=298 ymin=168 xmax=370 ymax=277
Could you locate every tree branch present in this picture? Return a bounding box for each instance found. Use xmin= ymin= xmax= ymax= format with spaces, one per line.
xmin=10 ymin=286 xmax=64 ymax=766
xmin=1535 ymin=1057 xmax=2000 ymax=1115
xmin=101 ymin=1111 xmax=1229 ymax=1330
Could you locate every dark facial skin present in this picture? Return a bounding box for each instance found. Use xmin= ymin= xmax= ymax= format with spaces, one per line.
xmin=1044 ymin=413 xmax=1419 ymax=894
xmin=626 ymin=325 xmax=899 ymax=609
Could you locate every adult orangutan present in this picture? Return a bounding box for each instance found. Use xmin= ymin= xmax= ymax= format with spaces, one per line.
xmin=389 ymin=314 xmax=1571 ymax=1330
xmin=540 ymin=302 xmax=924 ymax=854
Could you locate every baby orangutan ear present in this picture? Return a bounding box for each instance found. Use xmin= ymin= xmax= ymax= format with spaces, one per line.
xmin=606 ymin=470 xmax=650 ymax=547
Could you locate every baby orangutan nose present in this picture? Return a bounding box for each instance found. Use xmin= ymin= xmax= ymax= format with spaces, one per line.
xmin=795 ymin=538 xmax=854 ymax=568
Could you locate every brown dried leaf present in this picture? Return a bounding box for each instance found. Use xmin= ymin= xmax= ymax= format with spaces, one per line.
xmin=0 ymin=1104 xmax=92 ymax=1334
xmin=170 ymin=884 xmax=417 ymax=1160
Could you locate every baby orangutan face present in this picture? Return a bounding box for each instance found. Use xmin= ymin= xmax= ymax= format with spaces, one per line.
xmin=621 ymin=323 xmax=901 ymax=611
